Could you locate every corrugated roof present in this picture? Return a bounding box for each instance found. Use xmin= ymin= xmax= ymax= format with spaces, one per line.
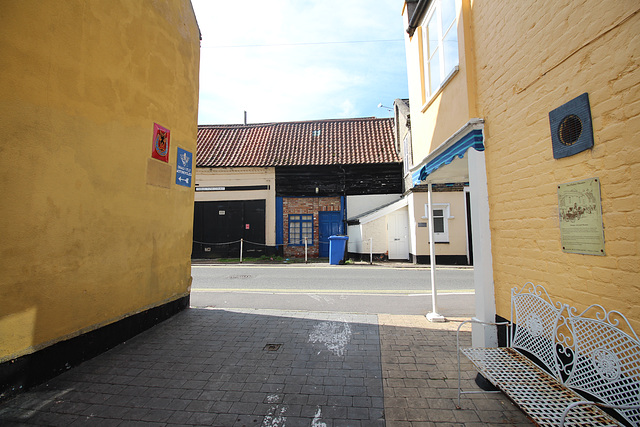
xmin=197 ymin=117 xmax=400 ymax=167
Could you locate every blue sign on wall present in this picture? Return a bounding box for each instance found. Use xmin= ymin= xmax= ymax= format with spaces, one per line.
xmin=176 ymin=147 xmax=193 ymax=187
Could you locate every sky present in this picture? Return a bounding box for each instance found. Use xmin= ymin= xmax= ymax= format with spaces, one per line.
xmin=191 ymin=0 xmax=409 ymax=125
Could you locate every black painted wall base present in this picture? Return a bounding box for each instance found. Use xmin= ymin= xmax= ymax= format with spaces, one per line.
xmin=346 ymin=252 xmax=389 ymax=262
xmin=410 ymin=254 xmax=469 ymax=265
xmin=0 ymin=294 xmax=190 ymax=401
xmin=496 ymin=314 xmax=510 ymax=347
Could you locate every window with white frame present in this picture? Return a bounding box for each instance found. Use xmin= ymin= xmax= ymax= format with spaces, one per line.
xmin=422 ymin=0 xmax=458 ymax=99
xmin=289 ymin=214 xmax=313 ymax=245
xmin=424 ymin=203 xmax=452 ymax=242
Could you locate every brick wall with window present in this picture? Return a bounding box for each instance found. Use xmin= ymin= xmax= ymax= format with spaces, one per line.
xmin=282 ymin=197 xmax=341 ymax=258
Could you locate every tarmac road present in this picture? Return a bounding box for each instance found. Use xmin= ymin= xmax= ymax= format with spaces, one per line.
xmin=190 ymin=263 xmax=475 ymax=317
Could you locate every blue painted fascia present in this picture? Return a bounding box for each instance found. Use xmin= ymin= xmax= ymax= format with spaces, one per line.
xmin=276 ymin=196 xmax=283 ymax=245
xmin=412 ymin=129 xmax=484 ymax=185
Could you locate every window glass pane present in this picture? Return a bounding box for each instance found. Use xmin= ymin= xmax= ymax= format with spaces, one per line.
xmin=289 ymin=214 xmax=313 ymax=244
xmin=422 ymin=0 xmax=458 ymax=98
xmin=443 ymin=25 xmax=458 ymax=74
xmin=441 ymin=0 xmax=457 ymax=32
xmin=302 ymin=226 xmax=312 ymax=240
xmin=426 ymin=12 xmax=439 ymax=59
xmin=434 ymin=217 xmax=445 ymax=233
xmin=429 ymin=50 xmax=441 ymax=95
xmin=433 ymin=209 xmax=444 ymax=216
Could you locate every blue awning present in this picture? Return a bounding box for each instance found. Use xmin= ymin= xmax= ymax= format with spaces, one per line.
xmin=412 ymin=129 xmax=484 ymax=185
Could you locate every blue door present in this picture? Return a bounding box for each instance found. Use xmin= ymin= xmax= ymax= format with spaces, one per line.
xmin=319 ymin=211 xmax=343 ymax=258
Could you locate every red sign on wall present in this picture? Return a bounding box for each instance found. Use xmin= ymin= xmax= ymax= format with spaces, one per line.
xmin=152 ymin=123 xmax=170 ymax=163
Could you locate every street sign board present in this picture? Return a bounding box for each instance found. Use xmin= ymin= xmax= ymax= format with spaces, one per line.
xmin=176 ymin=147 xmax=192 ymax=187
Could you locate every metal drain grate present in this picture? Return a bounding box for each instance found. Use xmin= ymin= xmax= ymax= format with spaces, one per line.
xmin=263 ymin=343 xmax=282 ymax=351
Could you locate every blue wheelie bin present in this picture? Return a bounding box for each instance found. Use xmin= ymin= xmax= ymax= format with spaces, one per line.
xmin=328 ymin=235 xmax=349 ymax=265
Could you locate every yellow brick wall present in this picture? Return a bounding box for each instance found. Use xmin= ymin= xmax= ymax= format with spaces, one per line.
xmin=472 ymin=1 xmax=640 ymax=330
xmin=0 ymin=1 xmax=200 ymax=362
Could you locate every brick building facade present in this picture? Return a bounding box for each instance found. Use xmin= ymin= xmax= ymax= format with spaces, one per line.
xmin=282 ymin=197 xmax=342 ymax=258
xmin=196 ymin=118 xmax=402 ymax=260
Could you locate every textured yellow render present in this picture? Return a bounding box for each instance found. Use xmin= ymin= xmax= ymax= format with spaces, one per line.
xmin=472 ymin=1 xmax=640 ymax=330
xmin=0 ymin=1 xmax=200 ymax=362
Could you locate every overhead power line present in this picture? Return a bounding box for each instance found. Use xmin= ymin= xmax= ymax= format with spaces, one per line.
xmin=204 ymin=39 xmax=404 ymax=49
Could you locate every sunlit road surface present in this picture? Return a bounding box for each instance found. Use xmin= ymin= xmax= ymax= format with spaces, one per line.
xmin=190 ymin=264 xmax=475 ymax=316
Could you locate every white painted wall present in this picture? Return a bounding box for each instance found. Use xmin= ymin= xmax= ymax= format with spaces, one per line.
xmin=346 ymin=194 xmax=403 ymax=219
xmin=348 ymin=219 xmax=387 ymax=255
xmin=347 ymin=224 xmax=363 ymax=253
xmin=347 ymin=205 xmax=410 ymax=258
xmin=362 ymin=217 xmax=388 ymax=253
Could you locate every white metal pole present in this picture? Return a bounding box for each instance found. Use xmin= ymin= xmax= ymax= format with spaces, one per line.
xmin=305 ymin=237 xmax=308 ymax=263
xmin=369 ymin=237 xmax=373 ymax=264
xmin=426 ymin=182 xmax=445 ymax=322
xmin=240 ymin=238 xmax=243 ymax=263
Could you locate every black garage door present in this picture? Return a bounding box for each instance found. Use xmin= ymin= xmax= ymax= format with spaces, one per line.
xmin=192 ymin=200 xmax=266 ymax=258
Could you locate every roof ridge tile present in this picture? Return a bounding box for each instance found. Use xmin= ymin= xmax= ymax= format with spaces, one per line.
xmin=196 ymin=117 xmax=400 ymax=168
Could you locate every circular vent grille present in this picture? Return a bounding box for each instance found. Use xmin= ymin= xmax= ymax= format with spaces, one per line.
xmin=558 ymin=114 xmax=583 ymax=146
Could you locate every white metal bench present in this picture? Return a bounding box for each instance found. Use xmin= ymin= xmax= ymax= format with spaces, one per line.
xmin=456 ymin=282 xmax=640 ymax=426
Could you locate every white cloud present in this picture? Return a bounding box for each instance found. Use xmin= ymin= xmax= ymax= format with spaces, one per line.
xmin=192 ymin=0 xmax=408 ymax=124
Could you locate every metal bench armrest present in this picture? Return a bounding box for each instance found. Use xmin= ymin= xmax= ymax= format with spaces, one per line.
xmin=456 ymin=319 xmax=512 ymax=408
xmin=456 ymin=318 xmax=511 ymax=351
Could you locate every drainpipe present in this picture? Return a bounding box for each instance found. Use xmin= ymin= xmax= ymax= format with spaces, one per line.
xmin=406 ymin=0 xmax=430 ymax=37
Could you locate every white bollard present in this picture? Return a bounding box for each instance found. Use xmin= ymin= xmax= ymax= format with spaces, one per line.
xmin=240 ymin=238 xmax=243 ymax=263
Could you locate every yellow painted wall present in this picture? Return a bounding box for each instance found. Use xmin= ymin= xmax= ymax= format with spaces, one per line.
xmin=403 ymin=0 xmax=475 ymax=163
xmin=0 ymin=1 xmax=200 ymax=362
xmin=195 ymin=168 xmax=277 ymax=246
xmin=472 ymin=1 xmax=640 ymax=330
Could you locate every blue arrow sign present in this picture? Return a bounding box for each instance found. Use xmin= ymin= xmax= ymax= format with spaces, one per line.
xmin=176 ymin=147 xmax=192 ymax=188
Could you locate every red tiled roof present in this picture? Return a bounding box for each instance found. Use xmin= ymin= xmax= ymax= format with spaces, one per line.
xmin=197 ymin=117 xmax=400 ymax=167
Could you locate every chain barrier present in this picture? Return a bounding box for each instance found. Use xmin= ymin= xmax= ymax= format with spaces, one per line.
xmin=193 ymin=235 xmax=373 ymax=263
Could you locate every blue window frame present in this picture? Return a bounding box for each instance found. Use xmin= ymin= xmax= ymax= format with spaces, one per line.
xmin=289 ymin=214 xmax=313 ymax=245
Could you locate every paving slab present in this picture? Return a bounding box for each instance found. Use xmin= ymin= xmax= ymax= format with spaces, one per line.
xmin=0 ymin=308 xmax=532 ymax=426
xmin=378 ymin=314 xmax=532 ymax=427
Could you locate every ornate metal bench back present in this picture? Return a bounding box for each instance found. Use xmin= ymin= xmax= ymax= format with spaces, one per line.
xmin=566 ymin=305 xmax=640 ymax=426
xmin=511 ymin=283 xmax=567 ymax=381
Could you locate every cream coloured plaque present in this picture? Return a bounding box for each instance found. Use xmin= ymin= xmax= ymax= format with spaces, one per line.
xmin=558 ymin=177 xmax=605 ymax=255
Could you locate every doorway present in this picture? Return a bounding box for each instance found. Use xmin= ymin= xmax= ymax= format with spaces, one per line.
xmin=318 ymin=211 xmax=343 ymax=258
xmin=387 ymin=209 xmax=409 ymax=260
xmin=192 ymin=199 xmax=266 ymax=258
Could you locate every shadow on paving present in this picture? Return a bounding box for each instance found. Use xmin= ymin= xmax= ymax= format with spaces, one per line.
xmin=0 ymin=309 xmax=531 ymax=427
xmin=0 ymin=309 xmax=385 ymax=427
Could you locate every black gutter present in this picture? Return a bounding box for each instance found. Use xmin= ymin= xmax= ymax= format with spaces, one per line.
xmin=406 ymin=0 xmax=433 ymax=37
